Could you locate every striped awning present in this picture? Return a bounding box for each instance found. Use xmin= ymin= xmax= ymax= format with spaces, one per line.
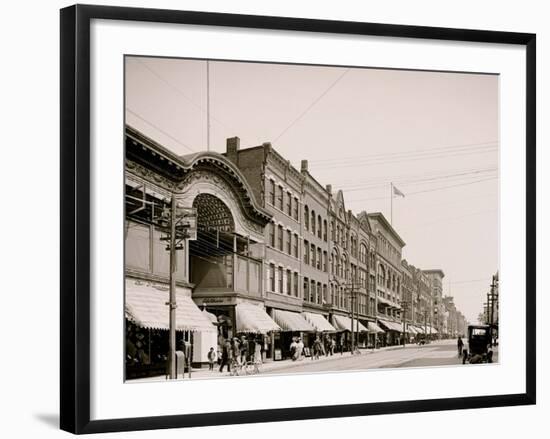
xmin=407 ymin=325 xmax=418 ymax=334
xmin=125 ymin=280 xmax=216 ymax=332
xmin=202 ymin=309 xmax=218 ymax=324
xmin=367 ymin=321 xmax=385 ymax=333
xmin=415 ymin=326 xmax=425 ymax=334
xmin=272 ymin=309 xmax=315 ymax=332
xmin=303 ymin=312 xmax=337 ymax=332
xmin=235 ymin=302 xmax=281 ymax=334
xmin=332 ymin=314 xmax=368 ymax=332
xmin=378 ymin=319 xmax=403 ymax=332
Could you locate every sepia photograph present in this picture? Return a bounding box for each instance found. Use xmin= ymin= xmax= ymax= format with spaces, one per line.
xmin=124 ymin=56 xmax=500 ymax=382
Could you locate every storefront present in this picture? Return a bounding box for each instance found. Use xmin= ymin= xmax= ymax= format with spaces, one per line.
xmin=201 ymin=300 xmax=281 ymax=361
xmin=363 ymin=320 xmax=385 ymax=348
xmin=124 ymin=278 xmax=217 ymax=378
xmin=331 ymin=314 xmax=368 ymax=351
xmin=270 ymin=309 xmax=315 ymax=360
xmin=378 ymin=319 xmax=403 ymax=346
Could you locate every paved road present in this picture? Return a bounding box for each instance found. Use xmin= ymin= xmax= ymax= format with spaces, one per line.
xmin=262 ymin=339 xmax=495 ymax=375
xmin=129 ymin=339 xmax=498 ymax=382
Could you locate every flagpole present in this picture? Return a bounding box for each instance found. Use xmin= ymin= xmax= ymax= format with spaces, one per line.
xmin=390 ymin=182 xmax=393 ymax=225
xmin=206 ymin=60 xmax=210 ymax=152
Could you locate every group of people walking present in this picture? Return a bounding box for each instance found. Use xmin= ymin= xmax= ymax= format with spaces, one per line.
xmin=290 ymin=334 xmax=344 ymax=361
xmin=211 ymin=335 xmax=262 ymax=373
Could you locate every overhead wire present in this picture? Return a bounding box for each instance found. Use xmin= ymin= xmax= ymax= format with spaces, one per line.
xmin=131 ymin=58 xmax=256 ymax=147
xmin=125 ymin=107 xmax=195 ymax=153
xmin=311 ymin=146 xmax=498 ymax=169
xmin=334 ymin=168 xmax=498 ymax=192
xmin=273 ymin=68 xmax=351 ymax=143
xmin=309 ymin=140 xmax=498 ymax=164
xmin=347 ymin=176 xmax=498 ymax=202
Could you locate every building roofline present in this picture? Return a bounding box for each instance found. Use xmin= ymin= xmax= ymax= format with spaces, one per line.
xmin=423 ymin=269 xmax=446 ymax=278
xmin=367 ymin=212 xmax=406 ymax=247
xmin=126 ymin=125 xmax=273 ymax=224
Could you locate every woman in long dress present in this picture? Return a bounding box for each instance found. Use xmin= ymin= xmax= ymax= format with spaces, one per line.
xmin=254 ymin=338 xmax=263 ymax=364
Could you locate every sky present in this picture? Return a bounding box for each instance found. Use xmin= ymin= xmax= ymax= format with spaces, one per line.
xmin=125 ymin=56 xmax=499 ymax=324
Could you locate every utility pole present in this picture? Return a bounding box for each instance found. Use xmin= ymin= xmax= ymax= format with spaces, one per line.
xmin=168 ymin=195 xmax=177 ymax=379
xmin=159 ymin=196 xmax=193 ymax=380
xmin=350 ymin=282 xmax=355 ymax=354
xmin=401 ymin=300 xmax=409 ymax=347
xmin=125 ymin=185 xmax=194 ymax=380
xmin=424 ymin=309 xmax=428 ymax=342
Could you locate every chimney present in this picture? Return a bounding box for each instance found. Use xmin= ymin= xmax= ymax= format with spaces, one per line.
xmin=226 ymin=136 xmax=240 ymax=163
xmin=326 ymin=184 xmax=332 ymax=194
xmin=301 ymin=160 xmax=308 ymax=172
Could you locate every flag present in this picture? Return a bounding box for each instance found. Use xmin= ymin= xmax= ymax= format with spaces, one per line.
xmin=393 ymin=185 xmax=405 ymax=198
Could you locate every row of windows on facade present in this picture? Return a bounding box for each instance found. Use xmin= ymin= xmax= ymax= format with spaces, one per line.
xmin=378 ymin=234 xmax=400 ymax=264
xmin=267 ymin=264 xmax=372 ymax=315
xmin=267 ymin=179 xmax=300 ymax=221
xmin=377 ymin=263 xmax=401 ymax=294
xmin=267 ymin=179 xmax=369 ymax=254
xmin=268 ymin=222 xmax=376 ymax=275
xmin=267 ymin=181 xmax=387 ymax=270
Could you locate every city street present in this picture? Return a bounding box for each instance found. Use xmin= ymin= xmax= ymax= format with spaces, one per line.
xmin=129 ymin=339 xmax=498 ymax=383
xmin=263 ymin=339 xmax=497 ymax=375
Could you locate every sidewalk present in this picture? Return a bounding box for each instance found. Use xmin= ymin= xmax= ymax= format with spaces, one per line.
xmin=129 ymin=340 xmax=451 ymax=383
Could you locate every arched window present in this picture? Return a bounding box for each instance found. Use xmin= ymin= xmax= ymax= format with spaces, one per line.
xmin=317 ymin=215 xmax=322 ymax=238
xmin=343 ymin=254 xmax=349 ymax=279
xmin=379 ymin=264 xmax=386 ymax=286
xmin=311 ymin=210 xmax=316 ymax=235
xmin=304 ymin=205 xmax=309 ymax=230
xmin=323 ymin=219 xmax=328 ymax=241
xmin=360 ymin=243 xmax=368 ymax=264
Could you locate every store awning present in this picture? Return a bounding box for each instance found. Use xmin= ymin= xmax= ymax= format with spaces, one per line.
xmin=378 ymin=319 xmax=404 ymax=332
xmin=415 ymin=326 xmax=425 ymax=334
xmin=367 ymin=321 xmax=385 ymax=333
xmin=202 ymin=309 xmax=218 ymax=324
xmin=235 ymin=302 xmax=281 ymax=334
xmin=125 ymin=281 xmax=216 ymax=332
xmin=428 ymin=326 xmax=439 ymax=335
xmin=272 ymin=309 xmax=315 ymax=332
xmin=332 ymin=314 xmax=368 ymax=332
xmin=407 ymin=325 xmax=418 ymax=334
xmin=303 ymin=312 xmax=337 ymax=332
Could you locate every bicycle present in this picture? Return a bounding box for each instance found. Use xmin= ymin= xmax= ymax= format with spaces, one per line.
xmin=229 ymin=358 xmax=261 ymax=376
xmin=228 ymin=358 xmax=243 ymax=376
xmin=242 ymin=360 xmax=261 ymax=375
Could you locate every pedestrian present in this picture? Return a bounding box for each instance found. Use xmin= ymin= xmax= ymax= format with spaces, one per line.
xmin=231 ymin=337 xmax=241 ymax=364
xmin=313 ymin=336 xmax=322 ymax=360
xmin=457 ymin=336 xmax=464 ymax=357
xmin=339 ymin=334 xmax=344 ymax=355
xmin=254 ymin=337 xmax=263 ymax=364
xmin=290 ymin=337 xmax=297 ymax=361
xmin=207 ymin=347 xmax=216 ymax=371
xmin=219 ymin=339 xmax=232 ymax=373
xmin=330 ymin=337 xmax=335 ymax=355
xmin=240 ymin=335 xmax=249 ymax=364
xmin=295 ymin=337 xmax=304 ymax=360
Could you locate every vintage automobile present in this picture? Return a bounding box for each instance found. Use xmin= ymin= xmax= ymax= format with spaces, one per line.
xmin=462 ymin=324 xmax=493 ymax=364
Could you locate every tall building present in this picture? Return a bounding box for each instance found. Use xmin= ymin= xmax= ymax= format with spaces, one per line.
xmin=124 ymin=126 xmax=278 ymax=376
xmin=124 ymin=125 xmax=471 ymax=378
xmin=368 ymin=212 xmax=406 ymax=345
xmin=224 ymin=139 xmax=337 ymax=359
xmin=423 ymin=269 xmax=445 ymax=337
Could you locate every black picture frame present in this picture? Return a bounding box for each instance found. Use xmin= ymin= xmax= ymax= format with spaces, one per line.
xmin=60 ymin=4 xmax=536 ymax=434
